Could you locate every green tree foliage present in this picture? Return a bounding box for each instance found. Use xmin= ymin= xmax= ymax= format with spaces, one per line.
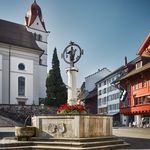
xmin=46 ymin=48 xmax=67 ymax=106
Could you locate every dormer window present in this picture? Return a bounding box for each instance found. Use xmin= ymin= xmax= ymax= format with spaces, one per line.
xmin=136 ymin=61 xmax=142 ymax=70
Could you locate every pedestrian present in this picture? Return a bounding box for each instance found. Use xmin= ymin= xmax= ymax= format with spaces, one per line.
xmin=142 ymin=118 xmax=146 ymax=128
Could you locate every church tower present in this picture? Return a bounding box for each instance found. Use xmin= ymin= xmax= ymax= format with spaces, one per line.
xmin=25 ymin=0 xmax=49 ymax=99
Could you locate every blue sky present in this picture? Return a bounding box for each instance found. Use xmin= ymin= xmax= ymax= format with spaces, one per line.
xmin=0 ymin=0 xmax=150 ymax=87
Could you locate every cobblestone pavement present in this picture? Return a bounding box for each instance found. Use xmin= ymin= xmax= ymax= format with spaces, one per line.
xmin=113 ymin=127 xmax=150 ymax=149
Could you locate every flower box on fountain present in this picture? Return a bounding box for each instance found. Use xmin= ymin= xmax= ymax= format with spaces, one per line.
xmin=56 ymin=103 xmax=87 ymax=114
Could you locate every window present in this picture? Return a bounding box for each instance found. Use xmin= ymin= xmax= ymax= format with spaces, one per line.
xmin=107 ymin=78 xmax=111 ymax=84
xmin=103 ymin=88 xmax=106 ymax=94
xmin=18 ymin=77 xmax=25 ymax=96
xmin=18 ymin=63 xmax=25 ymax=70
xmin=39 ymin=34 xmax=42 ymax=41
xmin=142 ymin=80 xmax=147 ymax=88
xmin=136 ymin=61 xmax=142 ymax=69
xmin=103 ymin=97 xmax=106 ymax=104
xmin=98 ymin=98 xmax=101 ymax=106
xmin=127 ymin=84 xmax=131 ymax=92
xmin=99 ymin=83 xmax=101 ymax=87
xmin=99 ymin=90 xmax=101 ymax=95
xmin=39 ymin=58 xmax=42 ymax=65
xmin=33 ymin=33 xmax=42 ymax=41
xmin=34 ymin=33 xmax=37 ymax=39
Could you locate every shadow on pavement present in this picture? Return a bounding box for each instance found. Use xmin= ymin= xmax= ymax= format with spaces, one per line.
xmin=120 ymin=136 xmax=150 ymax=149
xmin=0 ymin=132 xmax=15 ymax=139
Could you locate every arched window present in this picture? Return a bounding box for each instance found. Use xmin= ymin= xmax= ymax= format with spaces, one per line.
xmin=18 ymin=63 xmax=25 ymax=70
xmin=18 ymin=77 xmax=25 ymax=96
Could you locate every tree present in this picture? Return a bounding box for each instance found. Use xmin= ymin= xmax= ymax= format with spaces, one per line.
xmin=46 ymin=48 xmax=67 ymax=106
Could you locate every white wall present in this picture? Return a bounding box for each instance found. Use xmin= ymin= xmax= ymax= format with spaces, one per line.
xmin=10 ymin=57 xmax=33 ymax=74
xmin=97 ymin=71 xmax=120 ymax=115
xmin=40 ymin=54 xmax=47 ymax=66
xmin=30 ymin=16 xmax=46 ymax=32
xmin=0 ymin=55 xmax=2 ymax=104
xmin=27 ymin=16 xmax=49 ymax=52
xmin=38 ymin=65 xmax=47 ymax=98
xmin=26 ymin=16 xmax=49 ymax=100
xmin=10 ymin=56 xmax=34 ymax=104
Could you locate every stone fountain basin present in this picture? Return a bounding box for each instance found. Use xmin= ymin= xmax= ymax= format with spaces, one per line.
xmin=32 ymin=114 xmax=112 ymax=138
xmin=15 ymin=126 xmax=35 ymax=141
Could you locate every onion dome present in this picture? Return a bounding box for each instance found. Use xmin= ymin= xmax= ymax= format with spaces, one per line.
xmin=25 ymin=0 xmax=46 ymax=30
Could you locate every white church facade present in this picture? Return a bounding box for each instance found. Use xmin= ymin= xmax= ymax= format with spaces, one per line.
xmin=0 ymin=1 xmax=49 ymax=105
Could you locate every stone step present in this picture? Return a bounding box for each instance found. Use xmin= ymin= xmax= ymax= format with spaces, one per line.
xmin=31 ymin=135 xmax=117 ymax=142
xmin=35 ymin=143 xmax=129 ymax=150
xmin=0 ymin=142 xmax=129 ymax=150
xmin=34 ymin=139 xmax=124 ymax=147
xmin=0 ymin=146 xmax=32 ymax=150
xmin=0 ymin=136 xmax=129 ymax=150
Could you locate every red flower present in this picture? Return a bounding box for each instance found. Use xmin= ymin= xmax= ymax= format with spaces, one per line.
xmin=56 ymin=103 xmax=87 ymax=114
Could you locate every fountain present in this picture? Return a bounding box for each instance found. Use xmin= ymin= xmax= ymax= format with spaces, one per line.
xmin=0 ymin=42 xmax=128 ymax=149
xmin=30 ymin=42 xmax=128 ymax=149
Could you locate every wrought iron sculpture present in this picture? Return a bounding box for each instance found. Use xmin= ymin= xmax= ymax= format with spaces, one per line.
xmin=62 ymin=41 xmax=83 ymax=67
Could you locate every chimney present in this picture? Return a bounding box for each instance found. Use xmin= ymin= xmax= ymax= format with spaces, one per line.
xmin=125 ymin=56 xmax=127 ymax=65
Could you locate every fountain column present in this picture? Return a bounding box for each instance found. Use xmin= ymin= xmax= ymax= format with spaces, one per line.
xmin=62 ymin=41 xmax=83 ymax=105
xmin=66 ymin=67 xmax=78 ymax=105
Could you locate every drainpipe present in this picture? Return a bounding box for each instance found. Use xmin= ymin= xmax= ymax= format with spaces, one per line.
xmin=8 ymin=45 xmax=11 ymax=104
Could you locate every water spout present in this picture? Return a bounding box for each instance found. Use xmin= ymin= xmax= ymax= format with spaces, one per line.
xmin=24 ymin=115 xmax=31 ymax=127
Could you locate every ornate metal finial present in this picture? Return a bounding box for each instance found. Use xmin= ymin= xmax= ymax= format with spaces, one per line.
xmin=62 ymin=42 xmax=83 ymax=67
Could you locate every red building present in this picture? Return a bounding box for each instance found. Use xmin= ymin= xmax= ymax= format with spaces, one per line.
xmin=119 ymin=33 xmax=150 ymax=127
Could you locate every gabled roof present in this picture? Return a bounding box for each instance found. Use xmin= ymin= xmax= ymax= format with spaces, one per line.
xmin=120 ymin=61 xmax=150 ymax=80
xmin=96 ymin=65 xmax=124 ymax=84
xmin=0 ymin=19 xmax=42 ymax=52
xmin=137 ymin=33 xmax=150 ymax=57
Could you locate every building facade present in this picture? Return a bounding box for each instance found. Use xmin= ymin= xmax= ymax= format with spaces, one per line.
xmin=0 ymin=1 xmax=49 ymax=105
xmin=97 ymin=67 xmax=124 ymax=125
xmin=79 ymin=68 xmax=110 ymax=114
xmin=119 ymin=33 xmax=150 ymax=127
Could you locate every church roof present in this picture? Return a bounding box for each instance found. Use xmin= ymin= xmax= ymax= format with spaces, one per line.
xmin=25 ymin=0 xmax=46 ymax=30
xmin=0 ymin=19 xmax=42 ymax=52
